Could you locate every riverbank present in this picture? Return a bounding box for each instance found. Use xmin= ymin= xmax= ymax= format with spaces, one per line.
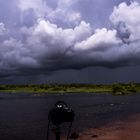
xmin=0 ymin=83 xmax=140 ymax=96
xmin=77 ymin=114 xmax=140 ymax=140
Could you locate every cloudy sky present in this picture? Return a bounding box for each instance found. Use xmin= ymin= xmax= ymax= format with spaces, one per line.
xmin=0 ymin=0 xmax=140 ymax=84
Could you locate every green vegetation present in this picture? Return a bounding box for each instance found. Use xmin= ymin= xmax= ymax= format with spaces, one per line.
xmin=0 ymin=82 xmax=140 ymax=95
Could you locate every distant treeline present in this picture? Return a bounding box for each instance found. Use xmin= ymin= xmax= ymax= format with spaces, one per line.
xmin=0 ymin=83 xmax=140 ymax=95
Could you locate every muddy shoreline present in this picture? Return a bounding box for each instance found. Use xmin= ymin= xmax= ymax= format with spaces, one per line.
xmin=76 ymin=114 xmax=140 ymax=140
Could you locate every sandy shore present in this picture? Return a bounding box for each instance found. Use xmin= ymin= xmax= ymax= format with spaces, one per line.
xmin=71 ymin=114 xmax=140 ymax=140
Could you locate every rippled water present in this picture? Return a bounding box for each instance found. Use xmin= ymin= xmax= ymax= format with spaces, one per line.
xmin=0 ymin=92 xmax=140 ymax=140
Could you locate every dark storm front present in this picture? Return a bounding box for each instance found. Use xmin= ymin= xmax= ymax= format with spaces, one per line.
xmin=0 ymin=93 xmax=140 ymax=140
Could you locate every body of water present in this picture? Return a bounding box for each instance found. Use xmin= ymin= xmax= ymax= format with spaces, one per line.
xmin=0 ymin=92 xmax=140 ymax=140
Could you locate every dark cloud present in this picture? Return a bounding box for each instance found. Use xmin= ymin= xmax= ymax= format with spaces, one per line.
xmin=0 ymin=0 xmax=140 ymax=81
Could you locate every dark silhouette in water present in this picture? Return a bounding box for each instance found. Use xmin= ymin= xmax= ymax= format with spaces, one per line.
xmin=47 ymin=101 xmax=75 ymax=140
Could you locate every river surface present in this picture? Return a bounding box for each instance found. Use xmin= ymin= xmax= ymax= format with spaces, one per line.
xmin=0 ymin=92 xmax=140 ymax=140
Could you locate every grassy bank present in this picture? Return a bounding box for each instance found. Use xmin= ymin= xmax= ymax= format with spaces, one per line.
xmin=0 ymin=83 xmax=140 ymax=95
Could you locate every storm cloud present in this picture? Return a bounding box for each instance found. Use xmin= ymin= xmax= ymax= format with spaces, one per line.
xmin=0 ymin=0 xmax=140 ymax=77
